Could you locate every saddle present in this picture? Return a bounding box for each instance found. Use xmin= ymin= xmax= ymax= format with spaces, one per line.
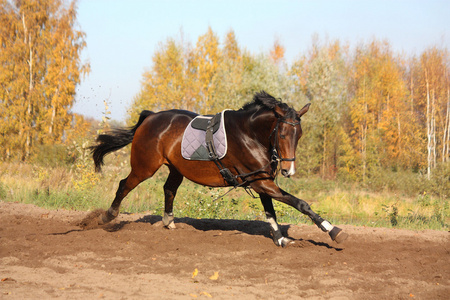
xmin=181 ymin=110 xmax=228 ymax=161
xmin=181 ymin=110 xmax=239 ymax=186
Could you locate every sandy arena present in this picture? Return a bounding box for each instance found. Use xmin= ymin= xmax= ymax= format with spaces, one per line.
xmin=1 ymin=201 xmax=448 ymax=299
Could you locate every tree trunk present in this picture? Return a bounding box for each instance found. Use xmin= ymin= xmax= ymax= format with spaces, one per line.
xmin=49 ymin=88 xmax=59 ymax=137
xmin=426 ymin=71 xmax=433 ymax=179
xmin=443 ymin=83 xmax=450 ymax=162
xmin=322 ymin=125 xmax=327 ymax=178
xmin=22 ymin=13 xmax=33 ymax=160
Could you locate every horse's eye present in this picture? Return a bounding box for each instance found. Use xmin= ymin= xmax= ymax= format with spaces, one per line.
xmin=280 ymin=135 xmax=286 ymax=139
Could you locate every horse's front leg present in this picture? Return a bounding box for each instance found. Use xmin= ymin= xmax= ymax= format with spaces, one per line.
xmin=254 ymin=181 xmax=348 ymax=244
xmin=260 ymin=194 xmax=293 ymax=247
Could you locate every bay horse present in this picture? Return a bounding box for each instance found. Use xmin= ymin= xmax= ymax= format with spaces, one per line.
xmin=91 ymin=91 xmax=348 ymax=247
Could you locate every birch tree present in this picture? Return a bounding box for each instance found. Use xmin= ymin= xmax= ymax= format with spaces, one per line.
xmin=0 ymin=0 xmax=88 ymax=160
xmin=415 ymin=47 xmax=450 ymax=178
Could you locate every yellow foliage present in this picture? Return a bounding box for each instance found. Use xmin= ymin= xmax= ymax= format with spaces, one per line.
xmin=0 ymin=0 xmax=89 ymax=161
xmin=270 ymin=38 xmax=285 ymax=64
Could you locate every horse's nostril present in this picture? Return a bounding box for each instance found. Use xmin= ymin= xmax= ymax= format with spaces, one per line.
xmin=281 ymin=169 xmax=290 ymax=177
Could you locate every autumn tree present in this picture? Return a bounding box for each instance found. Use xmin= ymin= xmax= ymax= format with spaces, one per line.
xmin=348 ymin=39 xmax=422 ymax=182
xmin=130 ymin=29 xmax=449 ymax=189
xmin=129 ymin=28 xmax=223 ymax=120
xmin=212 ymin=33 xmax=292 ymax=111
xmin=209 ymin=29 xmax=243 ymax=111
xmin=270 ymin=38 xmax=285 ymax=65
xmin=129 ymin=37 xmax=190 ymax=121
xmin=412 ymin=47 xmax=450 ymax=178
xmin=131 ymin=28 xmax=291 ymax=119
xmin=192 ymin=27 xmax=221 ymax=114
xmin=291 ymin=38 xmax=349 ymax=178
xmin=0 ymin=0 xmax=89 ymax=160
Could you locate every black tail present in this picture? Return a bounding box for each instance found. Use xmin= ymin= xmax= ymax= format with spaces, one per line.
xmin=91 ymin=110 xmax=154 ymax=172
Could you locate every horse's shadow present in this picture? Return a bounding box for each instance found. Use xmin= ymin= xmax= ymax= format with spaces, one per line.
xmin=103 ymin=214 xmax=342 ymax=251
xmin=138 ymin=215 xmax=275 ymax=238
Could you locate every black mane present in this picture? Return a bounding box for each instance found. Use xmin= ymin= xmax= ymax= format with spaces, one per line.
xmin=241 ymin=91 xmax=296 ymax=118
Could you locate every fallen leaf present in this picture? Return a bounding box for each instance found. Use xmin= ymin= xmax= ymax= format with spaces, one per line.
xmin=189 ymin=293 xmax=198 ymax=298
xmin=209 ymin=272 xmax=219 ymax=280
xmin=200 ymin=291 xmax=212 ymax=298
xmin=192 ymin=268 xmax=198 ymax=279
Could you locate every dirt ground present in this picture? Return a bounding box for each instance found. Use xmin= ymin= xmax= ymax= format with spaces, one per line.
xmin=0 ymin=201 xmax=449 ymax=299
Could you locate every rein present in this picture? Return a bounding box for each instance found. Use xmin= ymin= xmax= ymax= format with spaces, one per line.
xmin=210 ymin=114 xmax=301 ymax=201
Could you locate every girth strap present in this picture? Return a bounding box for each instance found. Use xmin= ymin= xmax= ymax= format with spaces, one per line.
xmin=205 ymin=113 xmax=219 ymax=158
xmin=205 ymin=113 xmax=240 ymax=187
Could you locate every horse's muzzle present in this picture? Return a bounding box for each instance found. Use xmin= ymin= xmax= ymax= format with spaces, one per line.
xmin=281 ymin=169 xmax=291 ymax=178
xmin=281 ymin=161 xmax=296 ymax=177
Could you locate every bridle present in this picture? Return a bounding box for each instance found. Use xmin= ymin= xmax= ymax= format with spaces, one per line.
xmin=234 ymin=114 xmax=301 ymax=182
xmin=269 ymin=116 xmax=301 ymax=165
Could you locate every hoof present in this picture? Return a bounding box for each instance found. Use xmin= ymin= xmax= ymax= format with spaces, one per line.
xmin=329 ymin=226 xmax=349 ymax=244
xmin=334 ymin=230 xmax=349 ymax=244
xmin=98 ymin=213 xmax=109 ymax=225
xmin=276 ymin=237 xmax=294 ymax=248
xmin=98 ymin=209 xmax=117 ymax=225
xmin=164 ymin=222 xmax=176 ymax=230
xmin=162 ymin=212 xmax=176 ymax=229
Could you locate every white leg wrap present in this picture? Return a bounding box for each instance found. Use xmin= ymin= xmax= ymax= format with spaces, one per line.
xmin=321 ymin=220 xmax=334 ymax=232
xmin=267 ymin=217 xmax=279 ymax=231
xmin=163 ymin=212 xmax=176 ymax=229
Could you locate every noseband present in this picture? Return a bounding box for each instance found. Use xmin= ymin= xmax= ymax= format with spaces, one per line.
xmin=269 ymin=116 xmax=301 ymax=164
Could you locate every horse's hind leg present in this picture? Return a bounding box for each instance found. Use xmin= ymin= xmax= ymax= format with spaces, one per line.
xmin=162 ymin=166 xmax=184 ymax=229
xmin=98 ymin=171 xmax=145 ymax=225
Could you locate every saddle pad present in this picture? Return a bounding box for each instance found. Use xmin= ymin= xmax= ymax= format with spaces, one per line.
xmin=181 ymin=110 xmax=229 ymax=161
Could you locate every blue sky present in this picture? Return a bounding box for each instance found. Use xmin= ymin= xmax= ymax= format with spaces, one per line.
xmin=72 ymin=0 xmax=449 ymax=121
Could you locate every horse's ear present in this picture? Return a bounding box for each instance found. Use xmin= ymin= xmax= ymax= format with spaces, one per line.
xmin=297 ymin=103 xmax=311 ymax=118
xmin=273 ymin=105 xmax=285 ymax=118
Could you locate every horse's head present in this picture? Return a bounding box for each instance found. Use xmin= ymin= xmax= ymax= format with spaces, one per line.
xmin=242 ymin=91 xmax=311 ymax=178
xmin=272 ymin=102 xmax=310 ymax=177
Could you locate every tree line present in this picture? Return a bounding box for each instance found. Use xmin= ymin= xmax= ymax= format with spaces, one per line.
xmin=131 ymin=28 xmax=449 ymax=184
xmin=1 ymin=1 xmax=448 ymax=188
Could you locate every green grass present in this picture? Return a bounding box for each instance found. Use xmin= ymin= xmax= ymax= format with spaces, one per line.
xmin=0 ymin=158 xmax=448 ymax=231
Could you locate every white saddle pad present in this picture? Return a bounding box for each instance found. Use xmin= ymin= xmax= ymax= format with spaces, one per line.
xmin=181 ymin=110 xmax=229 ymax=161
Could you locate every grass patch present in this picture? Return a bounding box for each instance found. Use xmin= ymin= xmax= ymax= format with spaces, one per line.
xmin=0 ymin=159 xmax=448 ymax=231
